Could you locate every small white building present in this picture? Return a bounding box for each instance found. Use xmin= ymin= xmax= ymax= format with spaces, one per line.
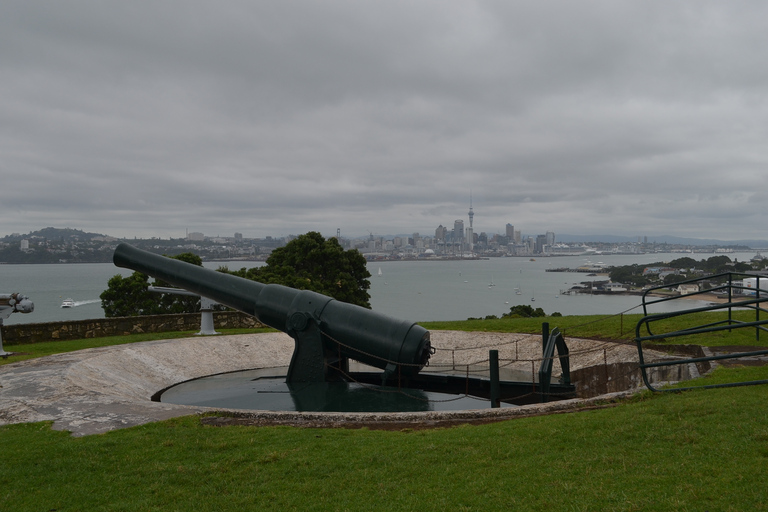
xmin=676 ymin=284 xmax=700 ymax=295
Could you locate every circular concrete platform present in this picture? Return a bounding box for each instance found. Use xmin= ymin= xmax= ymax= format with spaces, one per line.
xmin=0 ymin=332 xmax=643 ymax=436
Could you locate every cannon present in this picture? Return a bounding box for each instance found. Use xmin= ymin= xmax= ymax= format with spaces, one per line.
xmin=0 ymin=293 xmax=34 ymax=356
xmin=113 ymin=243 xmax=432 ymax=383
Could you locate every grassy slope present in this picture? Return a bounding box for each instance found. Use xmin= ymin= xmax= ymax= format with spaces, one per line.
xmin=1 ymin=387 xmax=766 ymax=511
xmin=1 ymin=315 xmax=767 ymax=511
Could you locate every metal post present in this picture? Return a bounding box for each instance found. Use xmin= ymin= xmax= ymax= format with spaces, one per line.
xmin=0 ymin=319 xmax=8 ymax=357
xmin=489 ymin=349 xmax=500 ymax=408
xmin=197 ymin=296 xmax=220 ymax=336
xmin=757 ymin=276 xmax=761 ymax=342
xmin=728 ymin=274 xmax=733 ymax=332
xmin=542 ymin=322 xmax=550 ymax=355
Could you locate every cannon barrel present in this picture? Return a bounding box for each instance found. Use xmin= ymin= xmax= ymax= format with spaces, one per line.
xmin=113 ymin=243 xmax=431 ymax=379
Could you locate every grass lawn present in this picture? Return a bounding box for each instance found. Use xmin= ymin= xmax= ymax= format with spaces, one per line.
xmin=1 ymin=315 xmax=767 ymax=511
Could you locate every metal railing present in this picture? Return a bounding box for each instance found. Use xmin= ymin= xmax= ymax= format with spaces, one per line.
xmin=635 ymin=271 xmax=768 ymax=392
xmin=538 ymin=323 xmax=571 ymax=402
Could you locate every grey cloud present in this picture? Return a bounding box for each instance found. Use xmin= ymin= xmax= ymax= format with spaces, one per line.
xmin=1 ymin=1 xmax=767 ymax=241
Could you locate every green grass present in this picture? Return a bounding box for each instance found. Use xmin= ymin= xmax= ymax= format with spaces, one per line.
xmin=1 ymin=385 xmax=767 ymax=511
xmin=424 ymin=309 xmax=768 ymax=347
xmin=2 ymin=316 xmax=768 ymax=510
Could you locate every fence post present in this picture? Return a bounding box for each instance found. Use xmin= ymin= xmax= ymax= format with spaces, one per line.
xmin=489 ymin=349 xmax=500 ymax=408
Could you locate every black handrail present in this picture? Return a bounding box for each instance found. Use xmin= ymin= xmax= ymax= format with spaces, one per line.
xmin=539 ymin=326 xmax=571 ymax=402
xmin=635 ymin=271 xmax=768 ymax=392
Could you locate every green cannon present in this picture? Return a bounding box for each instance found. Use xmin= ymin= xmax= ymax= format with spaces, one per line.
xmin=113 ymin=243 xmax=432 ymax=383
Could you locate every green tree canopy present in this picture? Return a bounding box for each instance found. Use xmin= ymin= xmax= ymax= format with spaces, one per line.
xmin=668 ymin=257 xmax=697 ymax=269
xmin=226 ymin=232 xmax=371 ymax=308
xmin=503 ymin=304 xmax=546 ymax=318
xmin=100 ymin=252 xmax=204 ymax=317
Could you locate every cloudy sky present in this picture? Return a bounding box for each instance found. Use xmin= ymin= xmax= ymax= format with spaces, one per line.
xmin=2 ymin=1 xmax=767 ymax=241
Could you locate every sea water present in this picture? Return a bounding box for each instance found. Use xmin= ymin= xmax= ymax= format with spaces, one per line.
xmin=0 ymin=252 xmax=758 ymax=325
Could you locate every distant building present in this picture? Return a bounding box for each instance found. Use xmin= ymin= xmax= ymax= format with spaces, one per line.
xmin=453 ymin=220 xmax=464 ymax=243
xmin=187 ymin=232 xmax=205 ymax=241
xmin=676 ymin=284 xmax=700 ymax=295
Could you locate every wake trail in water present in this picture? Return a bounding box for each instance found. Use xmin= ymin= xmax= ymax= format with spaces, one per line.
xmin=72 ymin=299 xmax=101 ymax=307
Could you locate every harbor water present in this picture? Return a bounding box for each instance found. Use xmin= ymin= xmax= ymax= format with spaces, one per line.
xmin=0 ymin=252 xmax=758 ymax=326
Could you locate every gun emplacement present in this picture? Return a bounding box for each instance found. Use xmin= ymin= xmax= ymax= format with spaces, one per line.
xmin=113 ymin=243 xmax=432 ymax=383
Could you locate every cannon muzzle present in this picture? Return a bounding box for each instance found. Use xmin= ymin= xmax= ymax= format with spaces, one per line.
xmin=113 ymin=243 xmax=431 ymax=382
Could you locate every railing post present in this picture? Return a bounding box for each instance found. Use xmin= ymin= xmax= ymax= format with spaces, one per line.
xmin=728 ymin=273 xmax=733 ymax=331
xmin=0 ymin=319 xmax=8 ymax=357
xmin=757 ymin=276 xmax=761 ymax=342
xmin=542 ymin=322 xmax=550 ymax=355
xmin=489 ymin=349 xmax=500 ymax=408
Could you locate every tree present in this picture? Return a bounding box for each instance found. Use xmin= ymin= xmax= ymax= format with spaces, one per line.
xmin=226 ymin=232 xmax=372 ymax=308
xmin=100 ymin=252 xmax=204 ymax=317
xmin=668 ymin=257 xmax=697 ymax=269
xmin=663 ymin=273 xmax=687 ymax=286
xmin=503 ymin=304 xmax=546 ymax=318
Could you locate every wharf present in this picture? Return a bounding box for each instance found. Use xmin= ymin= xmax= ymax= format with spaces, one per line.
xmin=546 ymin=266 xmax=608 ymax=273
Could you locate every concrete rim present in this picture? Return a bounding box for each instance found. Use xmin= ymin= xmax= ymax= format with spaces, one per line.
xmin=0 ymin=332 xmax=639 ymax=436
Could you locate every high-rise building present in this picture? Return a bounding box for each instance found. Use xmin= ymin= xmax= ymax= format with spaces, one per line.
xmin=453 ymin=220 xmax=464 ymax=242
xmin=506 ymin=224 xmax=515 ymax=238
xmin=467 ymin=197 xmax=475 ymax=253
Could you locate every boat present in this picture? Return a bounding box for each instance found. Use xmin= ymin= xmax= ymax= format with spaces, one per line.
xmin=378 ymin=267 xmax=383 ymax=277
xmin=60 ymin=298 xmax=75 ymax=308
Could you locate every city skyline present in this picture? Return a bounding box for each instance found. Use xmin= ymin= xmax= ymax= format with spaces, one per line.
xmin=2 ymin=2 xmax=767 ymax=241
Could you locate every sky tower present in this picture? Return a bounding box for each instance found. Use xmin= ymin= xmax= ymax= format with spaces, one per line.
xmin=467 ymin=194 xmax=474 ymax=254
xmin=468 ymin=194 xmax=474 ymax=229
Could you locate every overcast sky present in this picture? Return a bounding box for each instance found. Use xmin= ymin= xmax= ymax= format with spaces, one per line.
xmin=2 ymin=1 xmax=767 ymax=241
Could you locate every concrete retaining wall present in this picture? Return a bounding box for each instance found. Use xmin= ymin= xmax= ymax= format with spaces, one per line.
xmin=1 ymin=312 xmax=264 ymax=344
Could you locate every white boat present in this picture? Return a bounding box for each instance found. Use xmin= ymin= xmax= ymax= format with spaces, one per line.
xmin=378 ymin=267 xmax=383 ymax=277
xmin=60 ymin=298 xmax=75 ymax=308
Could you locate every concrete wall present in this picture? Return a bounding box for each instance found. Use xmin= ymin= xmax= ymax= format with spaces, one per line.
xmin=570 ymin=344 xmax=711 ymax=397
xmin=2 ymin=312 xmax=264 ymax=344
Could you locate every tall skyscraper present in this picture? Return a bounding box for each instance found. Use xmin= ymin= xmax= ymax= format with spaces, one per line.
xmin=467 ymin=196 xmax=474 ymax=254
xmin=453 ymin=220 xmax=464 ymax=253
